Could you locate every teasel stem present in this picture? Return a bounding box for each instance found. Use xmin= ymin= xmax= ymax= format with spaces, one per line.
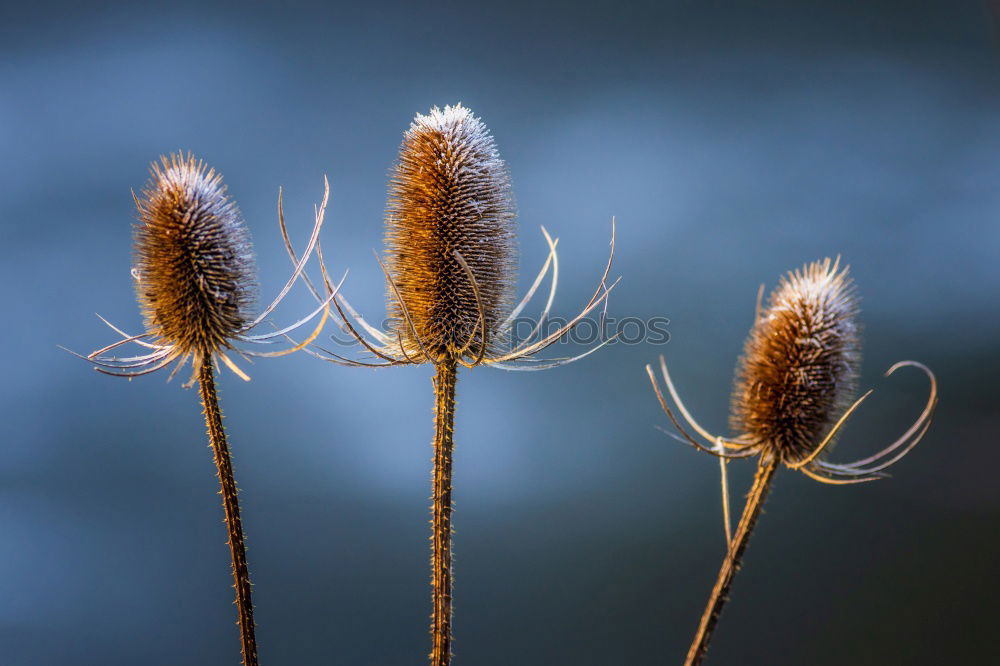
xmin=198 ymin=360 xmax=258 ymax=666
xmin=685 ymin=455 xmax=779 ymax=666
xmin=430 ymin=359 xmax=458 ymax=666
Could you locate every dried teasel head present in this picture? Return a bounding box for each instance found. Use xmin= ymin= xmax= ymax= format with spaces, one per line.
xmin=385 ymin=104 xmax=517 ymax=363
xmin=305 ymin=104 xmax=617 ymax=370
xmin=274 ymin=107 xmax=615 ymax=666
xmin=730 ymin=257 xmax=860 ymax=464
xmin=133 ymin=153 xmax=257 ymax=361
xmin=68 ymin=153 xmax=340 ymax=384
xmin=659 ymin=260 xmax=934 ymax=666
xmin=648 ymin=257 xmax=937 ymax=486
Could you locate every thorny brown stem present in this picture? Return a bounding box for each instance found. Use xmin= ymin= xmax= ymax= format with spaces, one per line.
xmin=431 ymin=360 xmax=458 ymax=666
xmin=685 ymin=456 xmax=779 ymax=666
xmin=199 ymin=361 xmax=258 ymax=666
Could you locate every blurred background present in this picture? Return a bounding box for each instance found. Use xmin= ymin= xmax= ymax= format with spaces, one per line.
xmin=2 ymin=1 xmax=998 ymax=663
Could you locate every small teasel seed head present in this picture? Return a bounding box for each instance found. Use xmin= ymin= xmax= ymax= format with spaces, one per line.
xmin=133 ymin=153 xmax=256 ymax=359
xmin=385 ymin=103 xmax=517 ymax=362
xmin=730 ymin=258 xmax=861 ymax=463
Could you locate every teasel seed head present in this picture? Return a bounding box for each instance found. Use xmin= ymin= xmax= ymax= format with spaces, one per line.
xmin=318 ymin=104 xmax=616 ymax=370
xmin=133 ymin=153 xmax=256 ymax=361
xmin=384 ymin=104 xmax=517 ymax=363
xmin=648 ymin=256 xmax=936 ymax=488
xmin=730 ymin=258 xmax=860 ymax=464
xmin=69 ymin=156 xmax=336 ymax=385
xmin=648 ymin=259 xmax=938 ymax=666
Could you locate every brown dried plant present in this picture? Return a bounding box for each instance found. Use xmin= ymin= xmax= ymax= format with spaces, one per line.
xmin=285 ymin=104 xmax=617 ymax=665
xmin=646 ymin=257 xmax=937 ymax=666
xmin=66 ymin=153 xmax=339 ymax=666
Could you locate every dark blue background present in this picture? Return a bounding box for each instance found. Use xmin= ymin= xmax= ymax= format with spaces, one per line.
xmin=2 ymin=1 xmax=997 ymax=663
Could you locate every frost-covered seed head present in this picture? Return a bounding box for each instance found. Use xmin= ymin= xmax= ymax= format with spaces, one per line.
xmin=133 ymin=153 xmax=256 ymax=358
xmin=384 ymin=104 xmax=517 ymax=363
xmin=730 ymin=258 xmax=860 ymax=463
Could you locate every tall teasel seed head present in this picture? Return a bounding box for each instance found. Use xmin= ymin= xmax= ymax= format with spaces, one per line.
xmin=385 ymin=104 xmax=517 ymax=363
xmin=730 ymin=258 xmax=860 ymax=463
xmin=320 ymin=104 xmax=614 ymax=370
xmin=134 ymin=153 xmax=257 ymax=361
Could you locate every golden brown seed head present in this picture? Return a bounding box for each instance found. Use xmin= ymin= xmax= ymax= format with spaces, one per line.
xmin=731 ymin=258 xmax=860 ymax=463
xmin=385 ymin=104 xmax=517 ymax=363
xmin=133 ymin=153 xmax=256 ymax=358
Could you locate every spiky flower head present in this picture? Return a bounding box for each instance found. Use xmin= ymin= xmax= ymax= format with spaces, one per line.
xmin=384 ymin=104 xmax=517 ymax=363
xmin=134 ymin=153 xmax=256 ymax=360
xmin=730 ymin=257 xmax=860 ymax=463
xmin=70 ymin=155 xmax=334 ymax=385
xmin=648 ymin=256 xmax=934 ymax=486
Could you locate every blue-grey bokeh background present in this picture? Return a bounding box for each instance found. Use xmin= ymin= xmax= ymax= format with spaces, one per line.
xmin=2 ymin=1 xmax=998 ymax=663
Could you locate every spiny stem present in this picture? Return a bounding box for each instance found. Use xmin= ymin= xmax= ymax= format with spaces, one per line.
xmin=198 ymin=360 xmax=258 ymax=666
xmin=685 ymin=456 xmax=779 ymax=666
xmin=430 ymin=360 xmax=458 ymax=666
